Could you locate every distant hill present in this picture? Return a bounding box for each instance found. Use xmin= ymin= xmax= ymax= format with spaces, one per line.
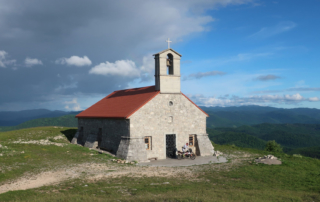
xmin=1 ymin=106 xmax=319 ymax=128
xmin=202 ymin=105 xmax=320 ymax=127
xmin=0 ymin=114 xmax=78 ymax=132
xmin=208 ymin=123 xmax=320 ymax=158
xmin=288 ymin=147 xmax=320 ymax=159
xmin=0 ymin=109 xmax=81 ymax=126
xmin=208 ymin=130 xmax=267 ymax=150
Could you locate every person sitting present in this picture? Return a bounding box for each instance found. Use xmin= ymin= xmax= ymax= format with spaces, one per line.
xmin=182 ymin=143 xmax=189 ymax=157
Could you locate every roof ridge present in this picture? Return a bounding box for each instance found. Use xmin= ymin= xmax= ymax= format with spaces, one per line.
xmin=113 ymin=85 xmax=155 ymax=92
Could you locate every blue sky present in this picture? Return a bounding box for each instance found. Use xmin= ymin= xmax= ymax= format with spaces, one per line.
xmin=135 ymin=1 xmax=320 ymax=109
xmin=0 ymin=0 xmax=319 ymax=111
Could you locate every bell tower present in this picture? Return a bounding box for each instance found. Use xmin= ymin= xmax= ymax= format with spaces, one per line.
xmin=153 ymin=45 xmax=182 ymax=94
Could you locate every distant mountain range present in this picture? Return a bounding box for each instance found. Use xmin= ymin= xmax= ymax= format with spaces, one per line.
xmin=0 ymin=105 xmax=319 ymax=128
xmin=202 ymin=105 xmax=320 ymax=127
xmin=0 ymin=109 xmax=81 ymax=126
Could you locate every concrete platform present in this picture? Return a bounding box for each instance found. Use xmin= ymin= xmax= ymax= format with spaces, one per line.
xmin=138 ymin=156 xmax=227 ymax=167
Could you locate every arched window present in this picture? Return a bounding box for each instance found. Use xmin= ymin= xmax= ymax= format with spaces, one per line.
xmin=166 ymin=53 xmax=174 ymax=75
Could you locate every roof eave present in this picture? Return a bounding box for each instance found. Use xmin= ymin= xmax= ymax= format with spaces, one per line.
xmin=153 ymin=48 xmax=182 ymax=57
xmin=181 ymin=93 xmax=209 ymax=117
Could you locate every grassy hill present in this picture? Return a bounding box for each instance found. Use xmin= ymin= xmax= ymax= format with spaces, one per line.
xmin=208 ymin=123 xmax=320 ymax=158
xmin=208 ymin=130 xmax=267 ymax=150
xmin=0 ymin=127 xmax=320 ymax=201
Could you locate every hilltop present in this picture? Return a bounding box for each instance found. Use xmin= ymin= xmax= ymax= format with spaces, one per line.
xmin=0 ymin=127 xmax=319 ymax=201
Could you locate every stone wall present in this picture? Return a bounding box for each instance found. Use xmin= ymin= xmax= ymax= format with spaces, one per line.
xmin=196 ymin=134 xmax=214 ymax=156
xmin=129 ymin=93 xmax=210 ymax=160
xmin=77 ymin=118 xmax=129 ymax=154
xmin=116 ymin=137 xmax=148 ymax=162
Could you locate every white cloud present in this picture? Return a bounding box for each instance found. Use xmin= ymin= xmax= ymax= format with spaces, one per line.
xmin=288 ymin=87 xmax=320 ymax=92
xmin=254 ymin=74 xmax=281 ymax=81
xmin=64 ymin=98 xmax=81 ymax=111
xmin=89 ymin=60 xmax=140 ymax=77
xmin=24 ymin=57 xmax=43 ymax=67
xmin=56 ymin=56 xmax=92 ymax=67
xmin=209 ymin=52 xmax=273 ymax=67
xmin=189 ymin=93 xmax=319 ymax=107
xmin=309 ymin=97 xmax=320 ymax=102
xmin=0 ymin=50 xmax=16 ymax=68
xmin=249 ymin=21 xmax=296 ymax=39
xmin=0 ymin=51 xmax=8 ymax=68
xmin=184 ymin=71 xmax=226 ymax=80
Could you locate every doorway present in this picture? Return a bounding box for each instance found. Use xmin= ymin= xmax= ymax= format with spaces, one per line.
xmin=166 ymin=134 xmax=176 ymax=158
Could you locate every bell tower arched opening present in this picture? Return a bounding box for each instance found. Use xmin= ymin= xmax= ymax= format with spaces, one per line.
xmin=167 ymin=53 xmax=174 ymax=75
xmin=153 ymin=48 xmax=181 ymax=93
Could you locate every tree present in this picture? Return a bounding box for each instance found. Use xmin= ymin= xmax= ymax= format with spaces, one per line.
xmin=265 ymin=140 xmax=283 ymax=153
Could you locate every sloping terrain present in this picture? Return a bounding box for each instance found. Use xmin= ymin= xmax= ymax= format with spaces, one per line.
xmin=208 ymin=123 xmax=320 ymax=157
xmin=0 ymin=127 xmax=320 ymax=201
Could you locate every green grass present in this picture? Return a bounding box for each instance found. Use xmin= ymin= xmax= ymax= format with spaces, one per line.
xmin=0 ymin=127 xmax=320 ymax=201
xmin=0 ymin=127 xmax=113 ymax=183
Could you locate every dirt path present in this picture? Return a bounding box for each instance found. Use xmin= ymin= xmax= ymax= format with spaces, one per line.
xmin=0 ymin=151 xmax=254 ymax=195
xmin=0 ymin=162 xmax=193 ymax=194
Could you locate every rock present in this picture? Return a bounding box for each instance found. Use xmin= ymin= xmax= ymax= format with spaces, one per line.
xmin=21 ymin=151 xmax=25 ymax=154
xmin=163 ymin=182 xmax=170 ymax=184
xmin=0 ymin=154 xmax=3 ymax=156
xmin=131 ymin=162 xmax=135 ymax=164
xmin=125 ymin=160 xmax=129 ymax=163
xmin=84 ymin=185 xmax=88 ymax=187
xmin=0 ymin=144 xmax=2 ymax=148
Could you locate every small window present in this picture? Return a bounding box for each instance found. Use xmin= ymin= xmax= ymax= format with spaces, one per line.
xmin=169 ymin=101 xmax=173 ymax=106
xmin=189 ymin=135 xmax=195 ymax=146
xmin=144 ymin=136 xmax=152 ymax=150
xmin=168 ymin=116 xmax=173 ymax=123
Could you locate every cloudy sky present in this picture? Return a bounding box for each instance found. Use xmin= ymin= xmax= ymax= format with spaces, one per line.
xmin=0 ymin=0 xmax=319 ymax=111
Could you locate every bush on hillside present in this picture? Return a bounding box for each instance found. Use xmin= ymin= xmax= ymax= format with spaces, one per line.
xmin=265 ymin=140 xmax=283 ymax=153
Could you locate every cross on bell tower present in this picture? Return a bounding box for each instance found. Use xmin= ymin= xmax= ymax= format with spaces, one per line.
xmin=153 ymin=40 xmax=182 ymax=94
xmin=166 ymin=38 xmax=172 ymax=49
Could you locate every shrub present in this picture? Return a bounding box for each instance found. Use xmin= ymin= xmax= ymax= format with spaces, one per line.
xmin=265 ymin=140 xmax=283 ymax=153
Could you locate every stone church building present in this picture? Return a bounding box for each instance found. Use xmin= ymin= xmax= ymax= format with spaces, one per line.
xmin=73 ymin=48 xmax=214 ymax=162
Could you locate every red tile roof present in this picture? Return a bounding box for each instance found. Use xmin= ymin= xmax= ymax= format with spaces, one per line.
xmin=76 ymin=85 xmax=209 ymax=119
xmin=76 ymin=86 xmax=160 ymax=119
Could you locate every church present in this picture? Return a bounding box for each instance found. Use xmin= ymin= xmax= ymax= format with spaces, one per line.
xmin=73 ymin=45 xmax=214 ymax=162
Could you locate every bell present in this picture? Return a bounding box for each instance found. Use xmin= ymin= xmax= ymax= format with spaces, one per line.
xmin=167 ymin=59 xmax=171 ymax=66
